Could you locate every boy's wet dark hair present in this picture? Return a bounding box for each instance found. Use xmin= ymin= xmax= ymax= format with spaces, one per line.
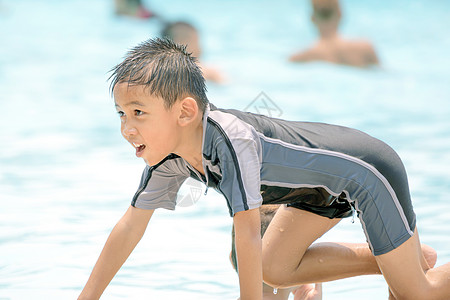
xmin=109 ymin=37 xmax=208 ymax=112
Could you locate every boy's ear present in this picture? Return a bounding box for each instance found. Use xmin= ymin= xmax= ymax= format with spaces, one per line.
xmin=178 ymin=97 xmax=199 ymax=126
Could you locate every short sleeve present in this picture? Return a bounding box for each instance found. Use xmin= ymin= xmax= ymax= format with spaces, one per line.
xmin=218 ymin=137 xmax=263 ymax=216
xmin=205 ymin=110 xmax=264 ymax=217
xmin=132 ymin=156 xmax=190 ymax=211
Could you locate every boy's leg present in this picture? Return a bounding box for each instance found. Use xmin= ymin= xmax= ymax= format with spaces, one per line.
xmin=376 ymin=227 xmax=450 ymax=300
xmin=261 ymin=205 xmax=444 ymax=297
xmin=262 ymin=205 xmax=377 ymax=287
xmin=262 ymin=205 xmax=437 ymax=289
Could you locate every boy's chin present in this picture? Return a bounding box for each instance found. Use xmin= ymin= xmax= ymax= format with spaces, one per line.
xmin=143 ymin=154 xmax=166 ymax=166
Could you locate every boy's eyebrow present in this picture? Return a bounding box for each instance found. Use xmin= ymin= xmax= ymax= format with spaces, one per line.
xmin=114 ymin=101 xmax=146 ymax=108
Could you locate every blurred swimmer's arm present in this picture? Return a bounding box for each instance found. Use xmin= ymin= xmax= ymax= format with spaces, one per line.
xmin=233 ymin=208 xmax=263 ymax=300
xmin=363 ymin=41 xmax=379 ymax=66
xmin=78 ymin=206 xmax=154 ymax=300
xmin=347 ymin=40 xmax=380 ymax=68
xmin=289 ymin=48 xmax=318 ymax=62
xmin=201 ymin=64 xmax=226 ymax=84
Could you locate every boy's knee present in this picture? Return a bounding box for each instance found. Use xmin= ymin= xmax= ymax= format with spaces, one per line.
xmin=262 ymin=259 xmax=292 ymax=288
xmin=263 ymin=269 xmax=286 ymax=288
xmin=262 ymin=258 xmax=280 ymax=287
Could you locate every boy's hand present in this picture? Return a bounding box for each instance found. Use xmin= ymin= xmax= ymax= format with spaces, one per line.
xmin=233 ymin=208 xmax=263 ymax=300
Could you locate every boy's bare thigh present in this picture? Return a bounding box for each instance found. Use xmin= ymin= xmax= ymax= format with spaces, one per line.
xmin=262 ymin=205 xmax=341 ymax=287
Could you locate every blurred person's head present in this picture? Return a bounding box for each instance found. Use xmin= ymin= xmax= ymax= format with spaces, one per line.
xmin=161 ymin=21 xmax=202 ymax=58
xmin=311 ymin=0 xmax=341 ymax=38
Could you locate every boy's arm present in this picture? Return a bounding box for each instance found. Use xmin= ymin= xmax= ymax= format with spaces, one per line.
xmin=78 ymin=205 xmax=154 ymax=300
xmin=233 ymin=208 xmax=262 ymax=300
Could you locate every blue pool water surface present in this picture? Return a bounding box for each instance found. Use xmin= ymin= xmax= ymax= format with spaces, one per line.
xmin=1 ymin=0 xmax=449 ymax=299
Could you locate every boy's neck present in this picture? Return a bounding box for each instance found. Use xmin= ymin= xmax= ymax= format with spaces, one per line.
xmin=173 ymin=113 xmax=205 ymax=175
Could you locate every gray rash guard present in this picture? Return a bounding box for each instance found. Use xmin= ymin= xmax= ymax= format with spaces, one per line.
xmin=132 ymin=103 xmax=416 ymax=255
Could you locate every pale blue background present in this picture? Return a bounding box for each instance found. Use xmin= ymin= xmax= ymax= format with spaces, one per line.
xmin=1 ymin=0 xmax=449 ymax=299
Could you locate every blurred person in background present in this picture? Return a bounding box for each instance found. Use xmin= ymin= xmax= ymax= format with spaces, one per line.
xmin=289 ymin=0 xmax=379 ymax=68
xmin=114 ymin=0 xmax=155 ymax=19
xmin=161 ymin=21 xmax=225 ymax=83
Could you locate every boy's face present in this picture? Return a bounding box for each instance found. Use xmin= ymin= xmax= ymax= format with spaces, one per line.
xmin=114 ymin=83 xmax=181 ymax=166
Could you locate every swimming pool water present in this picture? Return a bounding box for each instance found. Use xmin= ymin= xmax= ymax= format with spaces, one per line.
xmin=1 ymin=0 xmax=449 ymax=299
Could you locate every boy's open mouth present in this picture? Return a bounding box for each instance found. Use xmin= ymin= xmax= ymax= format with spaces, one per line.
xmin=133 ymin=143 xmax=146 ymax=157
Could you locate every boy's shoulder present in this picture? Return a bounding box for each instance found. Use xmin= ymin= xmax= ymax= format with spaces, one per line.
xmin=206 ymin=104 xmax=261 ymax=141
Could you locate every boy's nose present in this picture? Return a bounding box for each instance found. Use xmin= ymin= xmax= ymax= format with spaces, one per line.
xmin=122 ymin=125 xmax=137 ymax=137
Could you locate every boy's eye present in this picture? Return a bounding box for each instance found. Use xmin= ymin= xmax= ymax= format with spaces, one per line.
xmin=135 ymin=110 xmax=144 ymax=116
xmin=117 ymin=111 xmax=125 ymax=117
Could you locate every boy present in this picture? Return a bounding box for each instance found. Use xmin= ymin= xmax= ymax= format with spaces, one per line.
xmin=79 ymin=38 xmax=450 ymax=299
xmin=289 ymin=0 xmax=379 ymax=68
